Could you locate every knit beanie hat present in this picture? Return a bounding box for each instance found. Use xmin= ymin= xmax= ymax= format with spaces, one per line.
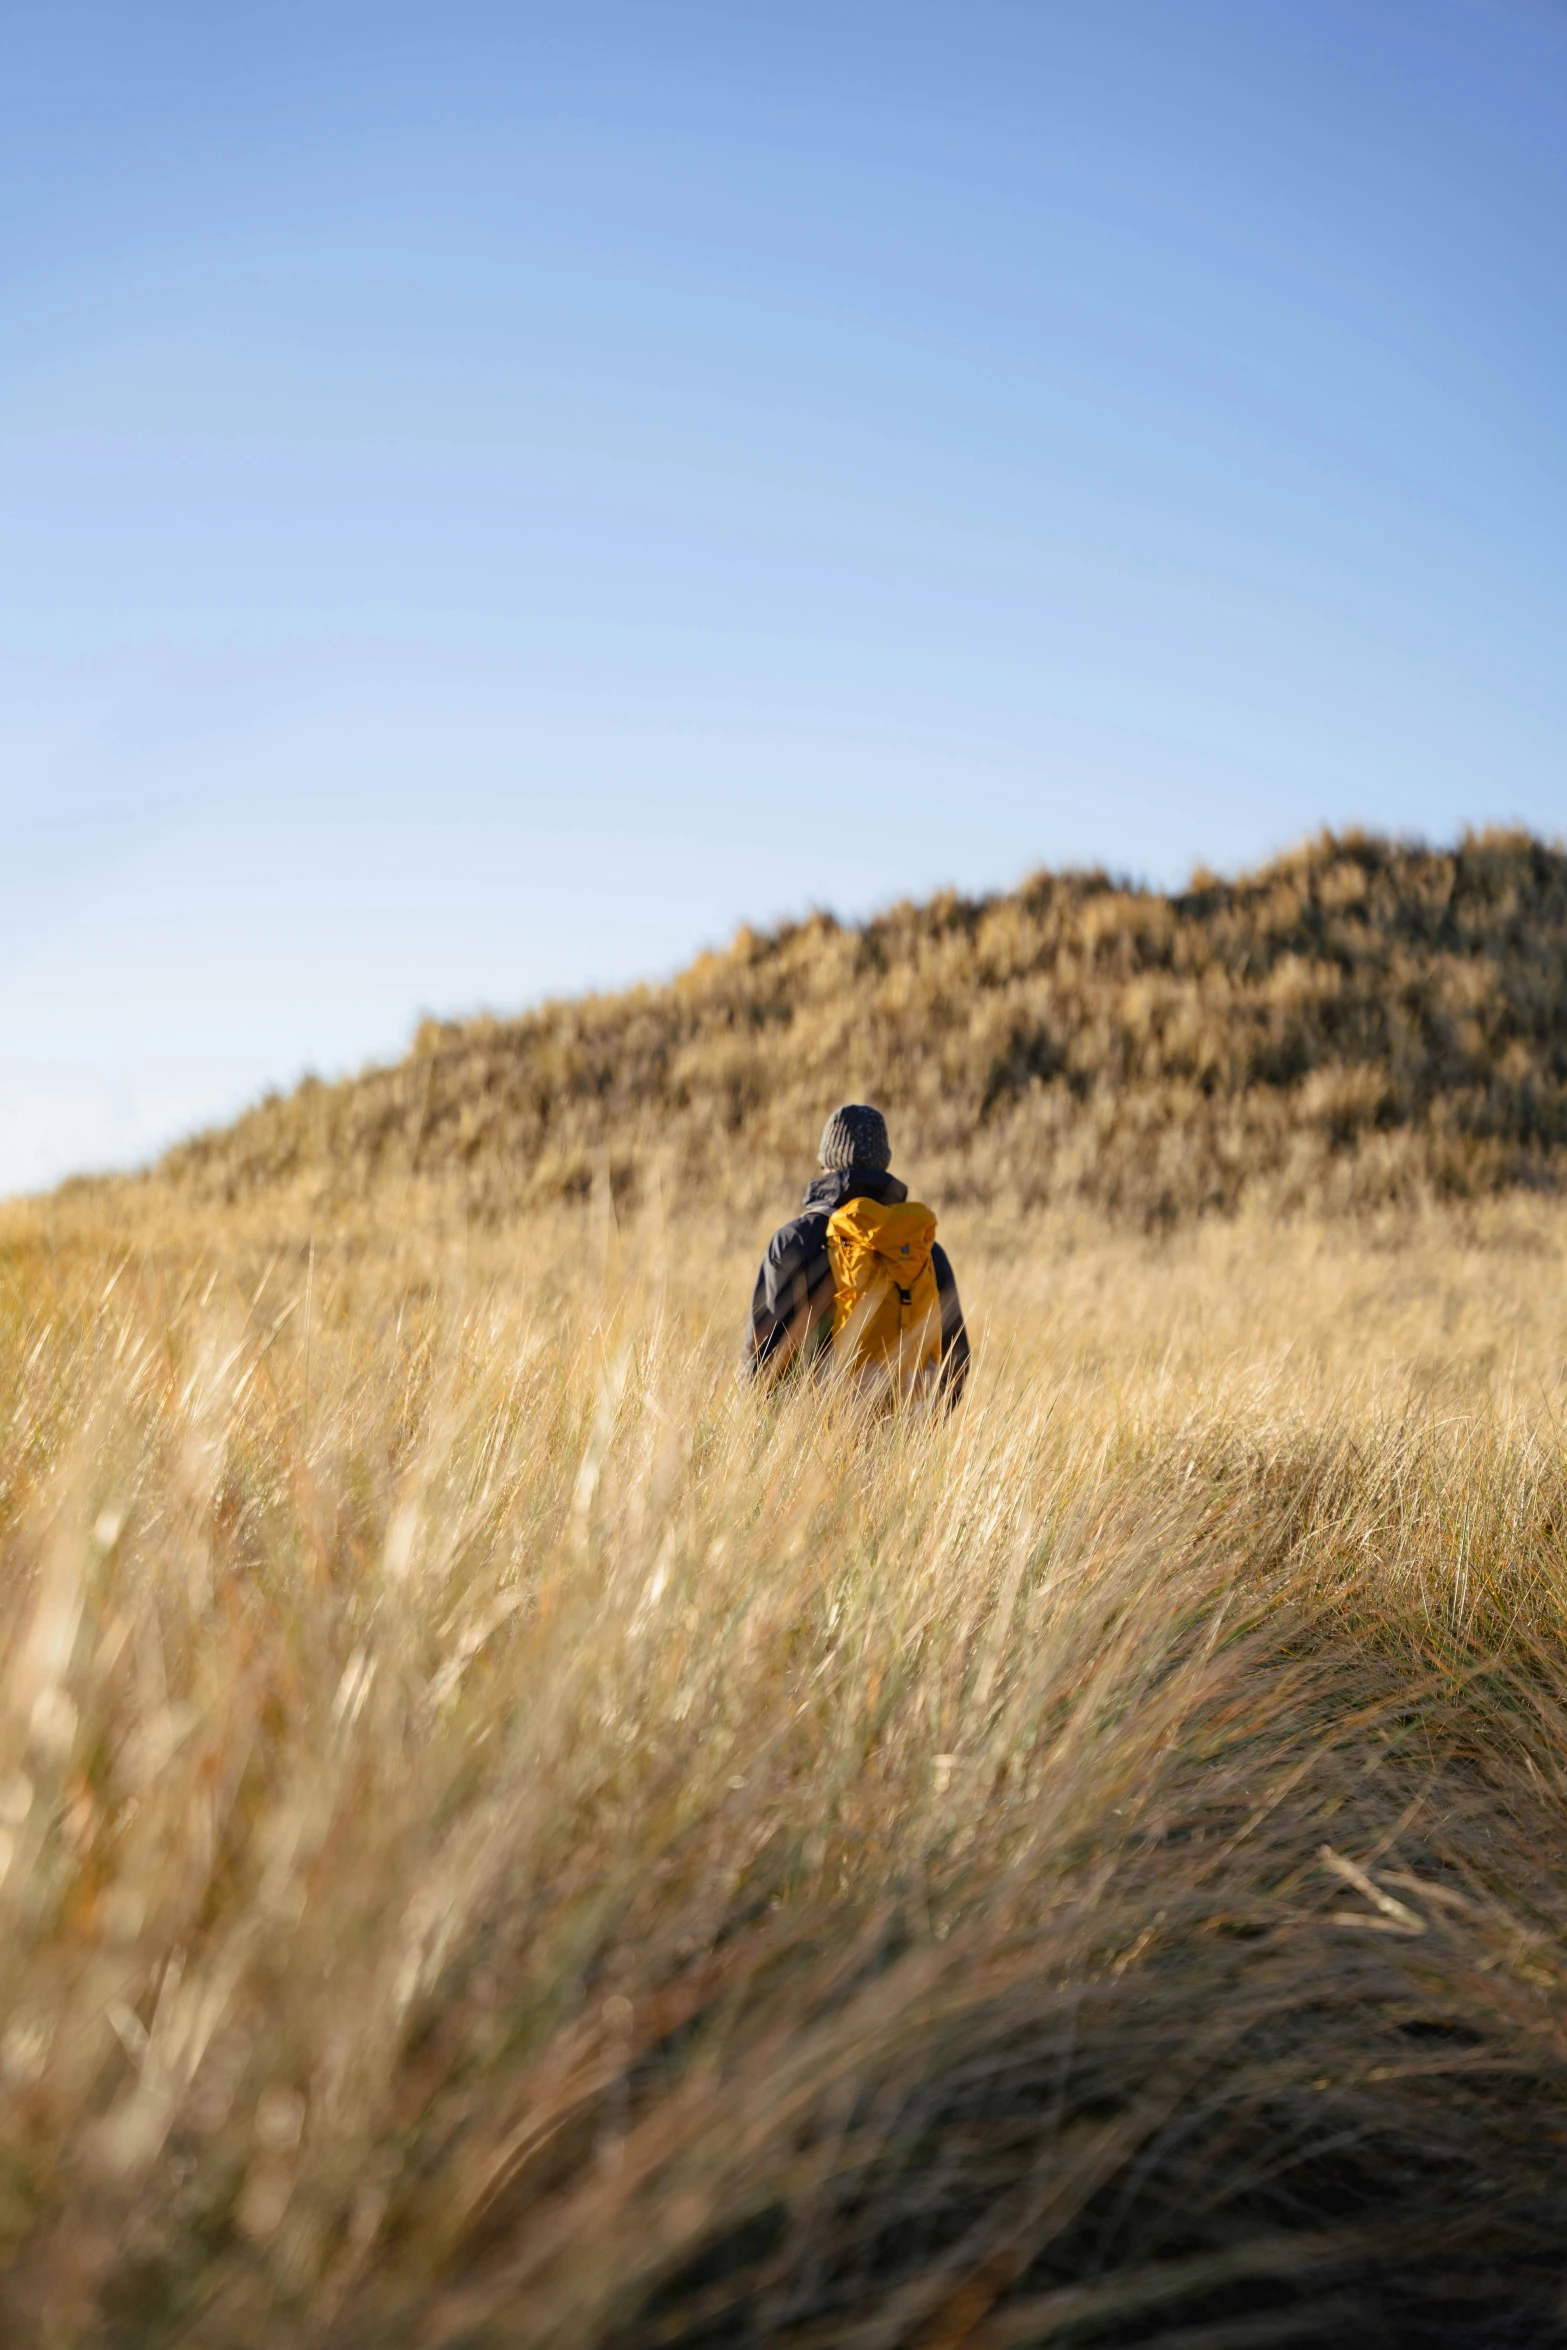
xmin=818 ymin=1102 xmax=891 ymax=1172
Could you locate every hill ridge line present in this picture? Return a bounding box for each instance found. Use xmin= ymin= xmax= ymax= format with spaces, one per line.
xmin=126 ymin=826 xmax=1567 ymax=1226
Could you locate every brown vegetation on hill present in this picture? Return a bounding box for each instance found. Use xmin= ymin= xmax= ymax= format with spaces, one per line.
xmin=137 ymin=828 xmax=1567 ymax=1230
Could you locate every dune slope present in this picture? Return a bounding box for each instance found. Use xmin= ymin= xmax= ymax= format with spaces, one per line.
xmin=135 ymin=827 xmax=1567 ymax=1228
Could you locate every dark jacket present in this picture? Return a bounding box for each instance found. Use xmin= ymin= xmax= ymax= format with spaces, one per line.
xmin=742 ymin=1166 xmax=970 ymax=1404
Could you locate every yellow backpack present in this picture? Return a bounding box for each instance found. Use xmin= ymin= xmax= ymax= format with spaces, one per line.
xmin=825 ymin=1197 xmax=943 ymax=1401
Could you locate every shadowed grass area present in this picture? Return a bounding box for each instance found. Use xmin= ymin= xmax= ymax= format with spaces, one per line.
xmin=0 ymin=1202 xmax=1565 ymax=2344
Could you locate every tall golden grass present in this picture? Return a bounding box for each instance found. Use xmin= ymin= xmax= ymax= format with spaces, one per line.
xmin=2 ymin=1188 xmax=1567 ymax=2344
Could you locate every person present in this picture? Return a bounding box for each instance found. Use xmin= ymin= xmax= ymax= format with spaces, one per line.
xmin=743 ymin=1103 xmax=970 ymax=1406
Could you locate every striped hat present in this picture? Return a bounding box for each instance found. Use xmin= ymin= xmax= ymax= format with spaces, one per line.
xmin=818 ymin=1103 xmax=891 ymax=1172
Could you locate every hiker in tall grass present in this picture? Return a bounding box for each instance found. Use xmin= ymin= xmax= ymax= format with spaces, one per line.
xmin=743 ymin=1102 xmax=970 ymax=1405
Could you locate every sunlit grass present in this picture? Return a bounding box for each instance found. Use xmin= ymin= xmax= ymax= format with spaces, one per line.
xmin=1 ymin=1201 xmax=1566 ymax=2343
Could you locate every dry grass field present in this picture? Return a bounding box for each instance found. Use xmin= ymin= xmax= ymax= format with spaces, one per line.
xmin=3 ymin=1175 xmax=1567 ymax=2347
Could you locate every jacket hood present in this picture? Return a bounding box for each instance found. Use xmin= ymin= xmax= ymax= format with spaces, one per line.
xmin=802 ymin=1166 xmax=909 ymax=1214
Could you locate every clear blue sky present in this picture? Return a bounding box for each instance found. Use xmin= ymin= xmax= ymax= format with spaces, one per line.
xmin=4 ymin=1 xmax=1565 ymax=1192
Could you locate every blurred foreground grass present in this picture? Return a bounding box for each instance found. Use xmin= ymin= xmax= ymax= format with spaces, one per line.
xmin=2 ymin=1193 xmax=1567 ymax=2345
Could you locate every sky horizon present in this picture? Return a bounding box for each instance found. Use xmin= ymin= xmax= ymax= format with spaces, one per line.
xmin=5 ymin=2 xmax=1565 ymax=1195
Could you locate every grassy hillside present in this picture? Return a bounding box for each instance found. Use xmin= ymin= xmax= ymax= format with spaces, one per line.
xmin=10 ymin=828 xmax=1567 ymax=2343
xmin=140 ymin=827 xmax=1567 ymax=1228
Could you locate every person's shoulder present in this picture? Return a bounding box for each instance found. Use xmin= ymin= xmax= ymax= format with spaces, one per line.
xmin=766 ymin=1207 xmax=829 ymax=1264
